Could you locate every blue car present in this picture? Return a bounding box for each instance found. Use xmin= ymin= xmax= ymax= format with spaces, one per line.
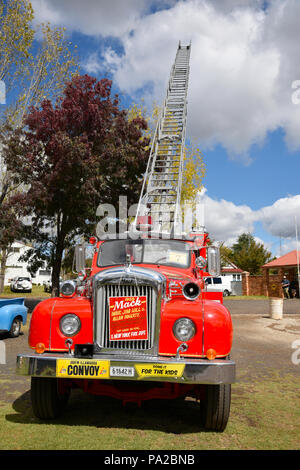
xmin=0 ymin=298 xmax=28 ymax=337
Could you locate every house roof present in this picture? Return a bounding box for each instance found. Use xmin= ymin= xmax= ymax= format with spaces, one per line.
xmin=262 ymin=250 xmax=300 ymax=268
xmin=221 ymin=259 xmax=243 ymax=273
xmin=221 ymin=267 xmax=244 ymax=273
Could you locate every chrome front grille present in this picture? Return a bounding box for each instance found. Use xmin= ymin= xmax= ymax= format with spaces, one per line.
xmin=96 ymin=283 xmax=157 ymax=353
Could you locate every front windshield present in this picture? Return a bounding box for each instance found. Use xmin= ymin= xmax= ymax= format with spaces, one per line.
xmin=97 ymin=239 xmax=191 ymax=269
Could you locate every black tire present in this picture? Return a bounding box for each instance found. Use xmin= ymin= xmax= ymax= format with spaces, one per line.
xmin=200 ymin=383 xmax=231 ymax=432
xmin=31 ymin=377 xmax=70 ymax=419
xmin=223 ymin=290 xmax=230 ymax=297
xmin=9 ymin=317 xmax=21 ymax=338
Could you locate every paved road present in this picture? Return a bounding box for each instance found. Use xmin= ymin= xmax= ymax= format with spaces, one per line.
xmin=224 ymin=298 xmax=300 ymax=316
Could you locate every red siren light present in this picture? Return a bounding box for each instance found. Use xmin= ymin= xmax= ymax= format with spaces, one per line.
xmin=136 ymin=215 xmax=153 ymax=232
xmin=89 ymin=236 xmax=97 ymax=245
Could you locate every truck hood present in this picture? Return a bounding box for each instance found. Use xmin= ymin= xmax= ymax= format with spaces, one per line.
xmin=157 ymin=267 xmax=194 ymax=282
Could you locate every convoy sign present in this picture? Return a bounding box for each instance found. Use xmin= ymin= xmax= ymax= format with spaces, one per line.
xmin=109 ymin=295 xmax=148 ymax=341
xmin=57 ymin=359 xmax=110 ymax=379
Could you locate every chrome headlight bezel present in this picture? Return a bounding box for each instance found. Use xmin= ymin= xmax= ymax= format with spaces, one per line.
xmin=60 ymin=280 xmax=77 ymax=297
xmin=59 ymin=314 xmax=81 ymax=337
xmin=173 ymin=317 xmax=196 ymax=342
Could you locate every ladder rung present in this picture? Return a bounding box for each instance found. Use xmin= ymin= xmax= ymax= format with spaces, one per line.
xmin=151 ymin=178 xmax=178 ymax=182
xmin=148 ymin=195 xmax=177 ymax=198
xmin=154 ymin=159 xmax=181 ymax=163
xmin=148 ymin=202 xmax=176 ymax=205
xmin=153 ymin=169 xmax=179 ymax=173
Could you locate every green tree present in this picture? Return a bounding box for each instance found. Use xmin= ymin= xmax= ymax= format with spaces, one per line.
xmin=0 ymin=1 xmax=78 ymax=292
xmin=228 ymin=233 xmax=273 ymax=275
xmin=0 ymin=0 xmax=34 ymax=93
xmin=2 ymin=75 xmax=149 ymax=294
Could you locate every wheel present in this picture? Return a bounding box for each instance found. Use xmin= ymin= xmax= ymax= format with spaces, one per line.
xmin=9 ymin=317 xmax=21 ymax=338
xmin=200 ymin=384 xmax=231 ymax=432
xmin=31 ymin=377 xmax=70 ymax=419
xmin=223 ymin=290 xmax=230 ymax=297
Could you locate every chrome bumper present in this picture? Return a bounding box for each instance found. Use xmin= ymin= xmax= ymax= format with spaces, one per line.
xmin=16 ymin=353 xmax=235 ymax=385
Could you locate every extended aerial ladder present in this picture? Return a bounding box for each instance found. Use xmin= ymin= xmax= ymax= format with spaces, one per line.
xmin=134 ymin=42 xmax=191 ymax=236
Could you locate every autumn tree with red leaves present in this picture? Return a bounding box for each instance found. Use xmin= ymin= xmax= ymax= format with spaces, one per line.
xmin=2 ymin=75 xmax=148 ymax=294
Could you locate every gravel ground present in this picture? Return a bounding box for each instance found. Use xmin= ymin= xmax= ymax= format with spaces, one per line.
xmin=0 ymin=299 xmax=299 ymax=404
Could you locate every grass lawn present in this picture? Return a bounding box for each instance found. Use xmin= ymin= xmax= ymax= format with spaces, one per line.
xmin=0 ymin=372 xmax=299 ymax=450
xmin=0 ymin=285 xmax=50 ymax=299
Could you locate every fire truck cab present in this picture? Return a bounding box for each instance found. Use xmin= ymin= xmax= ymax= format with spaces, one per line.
xmin=16 ymin=231 xmax=235 ymax=432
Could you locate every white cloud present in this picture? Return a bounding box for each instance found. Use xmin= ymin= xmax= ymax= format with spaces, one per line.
xmin=30 ymin=0 xmax=300 ymax=157
xmin=195 ymin=190 xmax=300 ymax=254
xmin=257 ymin=194 xmax=300 ymax=238
xmin=83 ymin=52 xmax=103 ymax=75
xmin=30 ymin=0 xmax=175 ymax=37
xmin=197 ymin=188 xmax=256 ymax=244
xmin=100 ymin=1 xmax=284 ymax=159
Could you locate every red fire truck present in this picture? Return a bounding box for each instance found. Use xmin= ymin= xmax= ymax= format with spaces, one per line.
xmin=16 ymin=43 xmax=235 ymax=432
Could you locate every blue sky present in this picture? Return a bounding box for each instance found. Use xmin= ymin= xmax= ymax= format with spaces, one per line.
xmin=14 ymin=0 xmax=300 ymax=255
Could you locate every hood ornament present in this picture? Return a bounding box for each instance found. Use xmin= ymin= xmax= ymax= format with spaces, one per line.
xmin=125 ymin=253 xmax=132 ymax=271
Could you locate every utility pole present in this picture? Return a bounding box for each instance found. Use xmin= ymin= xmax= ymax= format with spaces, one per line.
xmin=279 ymin=234 xmax=282 ymax=256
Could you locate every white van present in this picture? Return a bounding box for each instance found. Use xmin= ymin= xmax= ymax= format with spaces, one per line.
xmin=204 ymin=276 xmax=232 ymax=297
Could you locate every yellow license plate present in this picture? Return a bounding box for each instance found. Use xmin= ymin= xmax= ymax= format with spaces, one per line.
xmin=135 ymin=363 xmax=185 ymax=378
xmin=57 ymin=359 xmax=110 ymax=379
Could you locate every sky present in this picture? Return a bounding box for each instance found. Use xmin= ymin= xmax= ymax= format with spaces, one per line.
xmin=27 ymin=0 xmax=300 ymax=256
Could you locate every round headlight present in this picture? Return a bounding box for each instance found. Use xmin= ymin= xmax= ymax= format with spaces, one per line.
xmin=182 ymin=282 xmax=200 ymax=300
xmin=173 ymin=318 xmax=196 ymax=342
xmin=61 ymin=280 xmax=76 ymax=297
xmin=60 ymin=314 xmax=81 ymax=337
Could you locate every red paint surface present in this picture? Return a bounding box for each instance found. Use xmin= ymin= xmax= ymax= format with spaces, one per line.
xmin=29 ymin=235 xmax=233 ymax=359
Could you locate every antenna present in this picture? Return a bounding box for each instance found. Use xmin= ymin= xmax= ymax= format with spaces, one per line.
xmin=279 ymin=233 xmax=282 ymax=256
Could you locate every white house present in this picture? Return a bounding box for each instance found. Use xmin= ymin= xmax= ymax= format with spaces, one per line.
xmin=221 ymin=260 xmax=243 ymax=282
xmin=221 ymin=260 xmax=243 ymax=295
xmin=3 ymin=241 xmax=51 ymax=286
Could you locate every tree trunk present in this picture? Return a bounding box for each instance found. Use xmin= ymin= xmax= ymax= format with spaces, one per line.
xmin=0 ymin=248 xmax=9 ymax=293
xmin=51 ymin=247 xmax=64 ymax=297
xmin=51 ymin=225 xmax=66 ymax=297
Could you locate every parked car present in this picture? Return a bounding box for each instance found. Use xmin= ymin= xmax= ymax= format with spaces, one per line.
xmin=43 ymin=278 xmax=63 ymax=293
xmin=204 ymin=276 xmax=231 ymax=296
xmin=10 ymin=277 xmax=32 ymax=293
xmin=0 ymin=298 xmax=28 ymax=337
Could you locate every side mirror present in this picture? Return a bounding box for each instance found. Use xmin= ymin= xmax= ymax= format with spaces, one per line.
xmin=195 ymin=255 xmax=207 ymax=269
xmin=207 ymin=246 xmax=221 ymax=276
xmin=74 ymin=244 xmax=86 ymax=272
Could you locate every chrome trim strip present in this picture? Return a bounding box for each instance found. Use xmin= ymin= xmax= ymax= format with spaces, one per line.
xmin=92 ymin=266 xmax=166 ymax=357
